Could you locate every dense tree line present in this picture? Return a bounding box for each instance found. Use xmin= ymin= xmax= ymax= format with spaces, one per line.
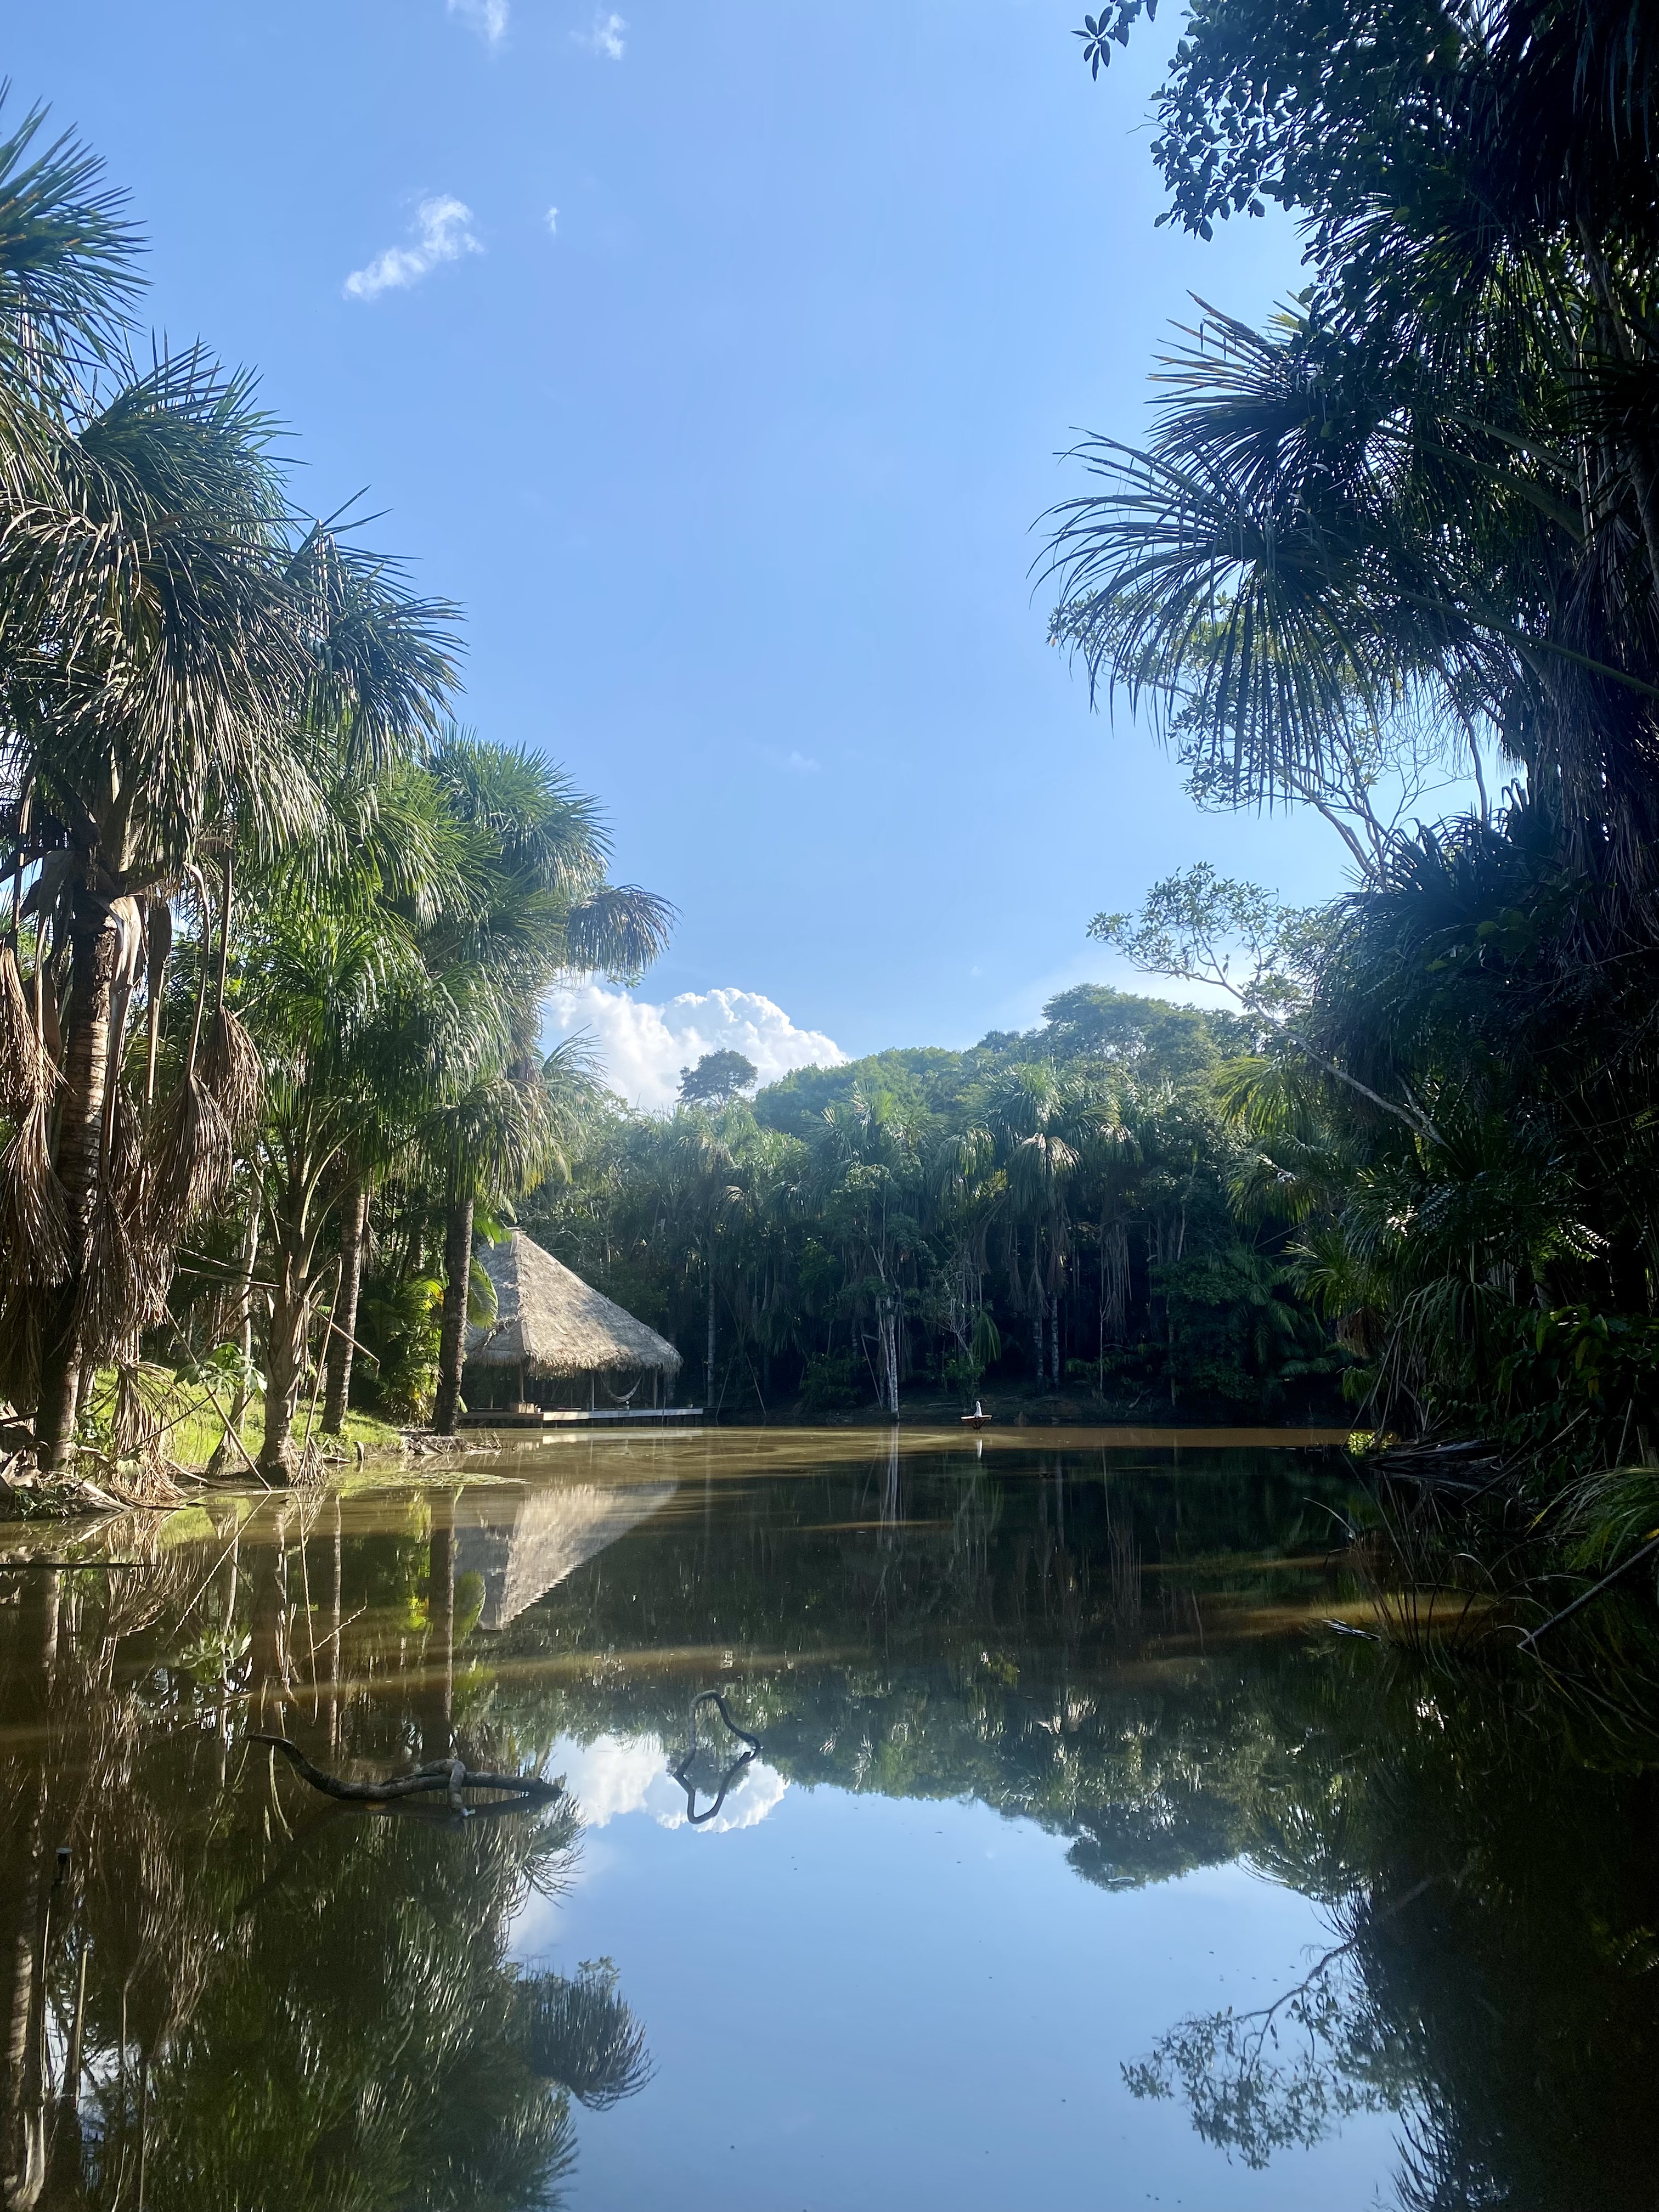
xmin=522 ymin=985 xmax=1345 ymax=1420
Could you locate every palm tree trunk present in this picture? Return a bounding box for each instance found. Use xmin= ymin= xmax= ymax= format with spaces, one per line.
xmin=328 ymin=1496 xmax=342 ymax=1756
xmin=881 ymin=1297 xmax=899 ymax=1418
xmin=433 ymin=1193 xmax=473 ymax=1435
xmin=705 ymin=1245 xmax=716 ymax=1414
xmin=259 ymin=1233 xmax=310 ymax=1477
xmin=321 ymin=1171 xmax=367 ymax=1434
xmin=37 ymin=884 xmax=120 ymax=1468
xmin=226 ymin=1186 xmax=261 ymax=1441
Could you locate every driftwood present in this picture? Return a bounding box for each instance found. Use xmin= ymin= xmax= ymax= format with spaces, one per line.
xmin=675 ymin=1689 xmax=761 ymax=1760
xmin=1368 ymin=1436 xmax=1517 ymax=1504
xmin=250 ymin=1733 xmax=561 ymax=1815
xmin=1372 ymin=1437 xmax=1503 ymax=1479
xmin=0 ymin=1558 xmax=144 ymax=1571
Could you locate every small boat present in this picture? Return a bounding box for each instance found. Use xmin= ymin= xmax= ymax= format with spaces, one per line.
xmin=960 ymin=1399 xmax=992 ymax=1429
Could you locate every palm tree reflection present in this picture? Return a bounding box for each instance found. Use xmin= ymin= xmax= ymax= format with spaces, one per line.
xmin=0 ymin=1502 xmax=652 ymax=2212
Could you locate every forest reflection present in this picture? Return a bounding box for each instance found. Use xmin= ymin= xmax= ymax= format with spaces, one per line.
xmin=3 ymin=1438 xmax=1657 ymax=2209
xmin=0 ymin=1486 xmax=651 ymax=2212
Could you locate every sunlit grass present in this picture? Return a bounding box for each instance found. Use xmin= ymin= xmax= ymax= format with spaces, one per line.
xmin=82 ymin=1365 xmax=403 ymax=1473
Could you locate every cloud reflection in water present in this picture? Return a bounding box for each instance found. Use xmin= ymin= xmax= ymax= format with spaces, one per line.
xmin=556 ymin=1731 xmax=787 ymax=1835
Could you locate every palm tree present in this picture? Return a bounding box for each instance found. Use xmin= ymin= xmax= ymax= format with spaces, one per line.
xmin=419 ymin=736 xmax=671 ymax=1435
xmin=241 ymin=856 xmax=437 ymax=1474
xmin=425 ymin=1063 xmax=569 ymax=1434
xmin=1048 ymin=4 xmax=1659 ymax=891
xmin=0 ymin=92 xmax=140 ymax=499
xmin=985 ymin=1065 xmax=1115 ymax=1387
xmin=0 ymin=354 xmax=283 ymax=1456
xmin=656 ymin=1111 xmax=747 ymax=1415
xmin=0 ymin=88 xmax=459 ymax=1466
xmin=812 ymin=1086 xmax=922 ymax=1415
xmin=0 ymin=360 xmax=454 ymax=1463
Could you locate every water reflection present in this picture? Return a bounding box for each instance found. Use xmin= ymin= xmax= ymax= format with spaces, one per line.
xmin=2 ymin=1436 xmax=1657 ymax=2209
xmin=0 ymin=1484 xmax=653 ymax=2211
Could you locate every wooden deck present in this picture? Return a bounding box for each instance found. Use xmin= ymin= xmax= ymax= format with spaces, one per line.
xmin=455 ymin=1405 xmax=704 ymax=1430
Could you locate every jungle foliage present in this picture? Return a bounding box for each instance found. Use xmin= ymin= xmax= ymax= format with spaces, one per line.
xmin=522 ymin=986 xmax=1343 ymax=1421
xmin=1043 ymin=0 xmax=1659 ymax=1498
xmin=0 ymin=94 xmax=667 ymax=1476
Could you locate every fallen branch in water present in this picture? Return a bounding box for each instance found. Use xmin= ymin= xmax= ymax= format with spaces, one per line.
xmin=668 ymin=1690 xmax=763 ymax=1826
xmin=1517 ymin=1531 xmax=1659 ymax=1651
xmin=249 ymin=1733 xmax=561 ymax=1815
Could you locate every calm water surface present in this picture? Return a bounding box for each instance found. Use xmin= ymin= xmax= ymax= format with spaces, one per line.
xmin=3 ymin=1430 xmax=1657 ymax=2210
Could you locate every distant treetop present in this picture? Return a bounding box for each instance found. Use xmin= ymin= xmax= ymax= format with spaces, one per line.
xmin=678 ymin=1049 xmax=759 ymax=1108
xmin=753 ymin=985 xmax=1251 ymax=1139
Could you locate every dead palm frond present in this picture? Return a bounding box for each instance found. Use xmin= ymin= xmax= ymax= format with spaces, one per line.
xmin=140 ymin=889 xmax=172 ymax=1115
xmin=0 ymin=939 xmax=42 ymax=1110
xmin=194 ymin=848 xmax=264 ymax=1131
xmin=0 ymin=1086 xmax=65 ymax=1406
xmin=0 ymin=1091 xmax=68 ymax=1286
xmin=143 ymin=864 xmax=235 ymax=1237
xmin=109 ymin=1358 xmax=166 ymax=1462
xmin=198 ymin=1002 xmax=263 ymax=1130
xmin=143 ymin=1069 xmax=232 ymax=1242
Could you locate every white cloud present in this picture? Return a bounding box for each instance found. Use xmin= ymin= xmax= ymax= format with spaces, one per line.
xmin=545 ymin=206 xmax=559 ymax=236
xmin=574 ymin=9 xmax=627 ymax=59
xmin=545 ymin=984 xmax=846 ymax=1111
xmin=447 ymin=0 xmax=509 ymax=45
xmin=343 ymin=196 xmax=482 ymax=301
xmin=556 ymin=1731 xmax=786 ymax=1835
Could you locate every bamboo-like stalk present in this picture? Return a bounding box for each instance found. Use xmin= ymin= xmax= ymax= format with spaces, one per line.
xmin=321 ymin=1169 xmax=368 ymax=1434
xmin=298 ymin=1262 xmax=340 ymax=1466
xmin=141 ymin=895 xmax=171 ymax=1125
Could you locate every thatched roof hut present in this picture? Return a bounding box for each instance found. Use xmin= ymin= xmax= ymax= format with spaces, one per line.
xmin=464 ymin=1232 xmax=681 ymax=1407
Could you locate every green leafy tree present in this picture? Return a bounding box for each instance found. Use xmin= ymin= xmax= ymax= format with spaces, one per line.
xmin=678 ymin=1048 xmax=759 ymax=1108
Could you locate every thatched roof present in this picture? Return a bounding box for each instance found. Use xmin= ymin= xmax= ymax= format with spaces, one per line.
xmin=453 ymin=1477 xmax=677 ymax=1629
xmin=465 ymin=1231 xmax=682 ymax=1378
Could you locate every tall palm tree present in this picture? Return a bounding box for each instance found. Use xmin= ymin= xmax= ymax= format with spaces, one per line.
xmin=985 ymin=1065 xmax=1114 ymax=1386
xmin=419 ymin=736 xmax=671 ymax=1435
xmin=241 ymin=865 xmax=436 ymax=1474
xmin=658 ymin=1110 xmax=748 ymax=1416
xmin=0 ymin=88 xmax=458 ymax=1465
xmin=812 ymin=1086 xmax=921 ymax=1415
xmin=425 ymin=1061 xmax=571 ymax=1435
xmin=0 ymin=379 xmax=454 ymax=1460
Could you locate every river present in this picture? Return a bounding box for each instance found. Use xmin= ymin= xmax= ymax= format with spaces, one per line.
xmin=2 ymin=1429 xmax=1655 ymax=2209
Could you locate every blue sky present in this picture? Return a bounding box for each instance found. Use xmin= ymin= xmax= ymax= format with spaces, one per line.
xmin=12 ymin=2 xmax=1355 ymax=1101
